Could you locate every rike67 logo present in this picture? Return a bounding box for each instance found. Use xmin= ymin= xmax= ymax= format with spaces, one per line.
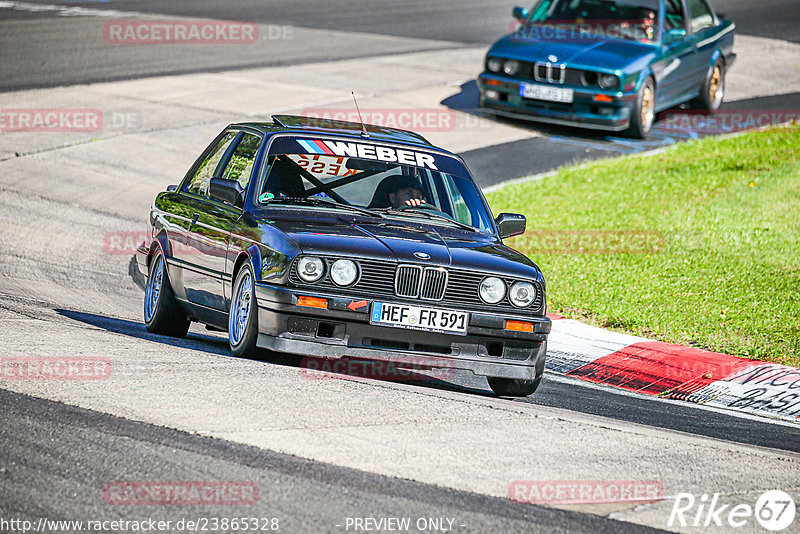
xmin=669 ymin=490 xmax=796 ymax=531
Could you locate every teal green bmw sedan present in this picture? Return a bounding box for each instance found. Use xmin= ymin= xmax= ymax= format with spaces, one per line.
xmin=478 ymin=0 xmax=735 ymax=138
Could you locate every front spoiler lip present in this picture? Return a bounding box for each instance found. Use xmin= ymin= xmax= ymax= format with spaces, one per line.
xmin=483 ymin=103 xmax=630 ymax=131
xmin=256 ymin=333 xmax=544 ymax=380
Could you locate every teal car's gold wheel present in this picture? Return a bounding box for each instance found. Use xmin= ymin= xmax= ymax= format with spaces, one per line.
xmin=626 ymin=77 xmax=655 ymax=139
xmin=693 ymin=58 xmax=725 ymax=111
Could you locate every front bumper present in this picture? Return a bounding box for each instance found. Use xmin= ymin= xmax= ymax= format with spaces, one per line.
xmin=478 ymin=74 xmax=636 ymax=131
xmin=254 ymin=282 xmax=550 ymax=380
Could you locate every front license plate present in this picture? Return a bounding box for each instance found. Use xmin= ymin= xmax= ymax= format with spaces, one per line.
xmin=519 ymin=83 xmax=574 ymax=103
xmin=370 ymin=302 xmax=468 ymax=336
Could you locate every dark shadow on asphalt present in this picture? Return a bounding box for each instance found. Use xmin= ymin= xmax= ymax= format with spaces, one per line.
xmin=54 ymin=309 xmax=800 ymax=452
xmin=55 ymin=308 xmax=489 ymax=396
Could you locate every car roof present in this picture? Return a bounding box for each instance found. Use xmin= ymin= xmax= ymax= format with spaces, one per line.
xmin=231 ymin=114 xmax=436 ymax=148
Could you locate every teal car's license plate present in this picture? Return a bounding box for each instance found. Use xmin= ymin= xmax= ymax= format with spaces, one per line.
xmin=370 ymin=302 xmax=468 ymax=335
xmin=519 ymin=82 xmax=574 ymax=103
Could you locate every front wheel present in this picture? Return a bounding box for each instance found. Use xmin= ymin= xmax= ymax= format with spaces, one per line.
xmin=626 ymin=77 xmax=655 ymax=139
xmin=692 ymin=58 xmax=725 ymax=111
xmin=488 ymin=376 xmax=542 ymax=397
xmin=144 ymin=248 xmax=190 ymax=337
xmin=228 ymin=262 xmax=260 ymax=358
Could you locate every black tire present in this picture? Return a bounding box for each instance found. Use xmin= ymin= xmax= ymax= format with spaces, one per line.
xmin=626 ymin=77 xmax=656 ymax=139
xmin=144 ymin=248 xmax=190 ymax=337
xmin=692 ymin=58 xmax=725 ymax=111
xmin=488 ymin=375 xmax=543 ymax=397
xmin=228 ymin=261 xmax=260 ymax=358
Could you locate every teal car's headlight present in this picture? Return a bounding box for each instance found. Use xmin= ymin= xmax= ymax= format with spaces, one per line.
xmin=487 ymin=57 xmax=503 ymax=73
xmin=598 ymin=73 xmax=620 ymax=89
xmin=503 ymin=60 xmax=520 ymax=76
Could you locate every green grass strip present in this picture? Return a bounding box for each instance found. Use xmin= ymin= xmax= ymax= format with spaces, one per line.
xmin=487 ymin=125 xmax=800 ymax=367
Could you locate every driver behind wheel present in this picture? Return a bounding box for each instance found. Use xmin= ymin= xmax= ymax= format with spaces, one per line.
xmin=388 ymin=176 xmax=426 ymax=209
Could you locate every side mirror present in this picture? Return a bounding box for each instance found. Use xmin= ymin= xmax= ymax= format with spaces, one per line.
xmin=495 ymin=213 xmax=526 ymax=239
xmin=166 ymin=184 xmax=178 ymax=192
xmin=512 ymin=6 xmax=529 ymax=21
xmin=662 ymin=27 xmax=687 ymax=44
xmin=209 ymin=177 xmax=244 ymax=207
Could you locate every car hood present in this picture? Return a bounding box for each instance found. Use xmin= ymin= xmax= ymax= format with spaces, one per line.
xmin=266 ymin=215 xmax=543 ymax=282
xmin=489 ymin=32 xmax=656 ymax=72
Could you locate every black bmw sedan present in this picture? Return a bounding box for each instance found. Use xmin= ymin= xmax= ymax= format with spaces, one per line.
xmin=135 ymin=115 xmax=550 ymax=396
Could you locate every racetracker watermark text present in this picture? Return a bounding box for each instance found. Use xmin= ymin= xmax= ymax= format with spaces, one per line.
xmin=1 ymin=357 xmax=111 ymax=380
xmin=661 ymin=109 xmax=800 ymax=134
xmin=508 ymin=230 xmax=664 ymax=255
xmin=509 ymin=480 xmax=664 ymax=505
xmin=103 ymin=20 xmax=282 ymax=44
xmin=301 ymin=108 xmax=459 ymax=133
xmin=103 ymin=481 xmax=259 ymax=506
xmin=300 ymin=357 xmax=456 ymax=382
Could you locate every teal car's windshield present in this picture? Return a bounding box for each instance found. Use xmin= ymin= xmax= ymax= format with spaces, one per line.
xmin=524 ymin=0 xmax=660 ymax=42
xmin=257 ymin=137 xmax=495 ymax=233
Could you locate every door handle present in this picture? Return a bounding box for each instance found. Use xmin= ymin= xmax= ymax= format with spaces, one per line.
xmin=188 ymin=213 xmax=199 ymax=231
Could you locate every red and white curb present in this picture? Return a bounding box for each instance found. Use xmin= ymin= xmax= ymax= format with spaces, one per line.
xmin=545 ymin=315 xmax=800 ymax=424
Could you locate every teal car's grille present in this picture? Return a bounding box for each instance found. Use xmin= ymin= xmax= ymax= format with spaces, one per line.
xmin=488 ymin=59 xmax=596 ymax=88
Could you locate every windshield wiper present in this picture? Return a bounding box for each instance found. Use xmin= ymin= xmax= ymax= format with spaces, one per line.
xmin=377 ymin=207 xmax=478 ymax=232
xmin=265 ymin=196 xmax=384 ymax=219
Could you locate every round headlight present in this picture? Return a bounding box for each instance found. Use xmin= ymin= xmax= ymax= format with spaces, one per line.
xmin=487 ymin=57 xmax=502 ymax=72
xmin=479 ymin=277 xmax=506 ymax=304
xmin=330 ymin=259 xmax=358 ymax=286
xmin=598 ymin=73 xmax=619 ymax=89
xmin=503 ymin=60 xmax=520 ymax=76
xmin=297 ymin=256 xmax=324 ymax=282
xmin=510 ymin=282 xmax=536 ymax=307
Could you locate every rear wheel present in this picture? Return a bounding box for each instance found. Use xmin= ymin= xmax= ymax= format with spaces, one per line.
xmin=626 ymin=77 xmax=655 ymax=139
xmin=144 ymin=248 xmax=190 ymax=337
xmin=488 ymin=375 xmax=542 ymax=397
xmin=228 ymin=261 xmax=260 ymax=358
xmin=692 ymin=58 xmax=725 ymax=111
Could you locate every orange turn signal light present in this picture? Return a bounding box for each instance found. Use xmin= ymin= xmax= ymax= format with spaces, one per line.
xmin=593 ymin=94 xmax=613 ymax=102
xmin=505 ymin=320 xmax=534 ymax=333
xmin=486 ymin=79 xmax=502 ymax=86
xmin=297 ymin=296 xmax=328 ymax=309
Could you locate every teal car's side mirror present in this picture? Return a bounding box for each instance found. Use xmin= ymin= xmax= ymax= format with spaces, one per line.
xmin=662 ymin=27 xmax=687 ymax=44
xmin=512 ymin=6 xmax=529 ymax=21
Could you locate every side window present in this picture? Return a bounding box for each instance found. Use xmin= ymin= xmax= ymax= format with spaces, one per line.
xmin=184 ymin=131 xmax=237 ymax=197
xmin=664 ymin=0 xmax=687 ymax=30
xmin=221 ymin=133 xmax=261 ymax=189
xmin=442 ymin=174 xmax=473 ymax=227
xmin=687 ymin=0 xmax=714 ymax=32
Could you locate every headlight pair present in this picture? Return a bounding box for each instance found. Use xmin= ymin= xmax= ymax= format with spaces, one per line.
xmin=297 ymin=257 xmax=359 ymax=286
xmin=479 ymin=277 xmax=537 ymax=308
xmin=487 ymin=57 xmax=520 ymax=76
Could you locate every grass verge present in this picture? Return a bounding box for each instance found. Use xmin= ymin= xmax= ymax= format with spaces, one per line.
xmin=487 ymin=125 xmax=800 ymax=367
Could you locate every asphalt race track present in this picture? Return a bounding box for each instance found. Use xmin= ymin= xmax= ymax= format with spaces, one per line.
xmin=1 ymin=1 xmax=799 ymax=533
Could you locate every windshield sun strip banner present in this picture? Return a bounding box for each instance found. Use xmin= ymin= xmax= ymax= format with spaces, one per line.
xmin=267 ymin=136 xmax=468 ymax=175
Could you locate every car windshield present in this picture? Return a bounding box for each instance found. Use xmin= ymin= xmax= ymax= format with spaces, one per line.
xmin=523 ymin=0 xmax=660 ymax=42
xmin=257 ymin=136 xmax=495 ymax=233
